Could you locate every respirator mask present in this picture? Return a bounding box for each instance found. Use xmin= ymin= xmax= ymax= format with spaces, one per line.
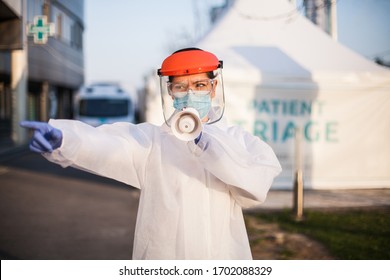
xmin=158 ymin=49 xmax=225 ymax=141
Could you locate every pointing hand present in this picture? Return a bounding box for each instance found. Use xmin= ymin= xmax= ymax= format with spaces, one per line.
xmin=20 ymin=121 xmax=63 ymax=153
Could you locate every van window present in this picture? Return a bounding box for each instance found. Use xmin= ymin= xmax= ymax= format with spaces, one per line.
xmin=79 ymin=99 xmax=130 ymax=117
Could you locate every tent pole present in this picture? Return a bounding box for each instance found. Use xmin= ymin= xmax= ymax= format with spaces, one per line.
xmin=293 ymin=126 xmax=304 ymax=221
xmin=330 ymin=0 xmax=338 ymax=40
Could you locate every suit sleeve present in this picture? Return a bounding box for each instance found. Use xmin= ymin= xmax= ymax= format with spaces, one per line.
xmin=43 ymin=119 xmax=153 ymax=189
xmin=188 ymin=124 xmax=282 ymax=208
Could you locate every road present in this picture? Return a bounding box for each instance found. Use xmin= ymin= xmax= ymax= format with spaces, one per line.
xmin=0 ymin=150 xmax=140 ymax=260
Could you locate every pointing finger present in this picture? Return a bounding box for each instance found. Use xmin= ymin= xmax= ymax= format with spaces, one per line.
xmin=20 ymin=121 xmax=45 ymax=131
xmin=29 ymin=142 xmax=45 ymax=153
xmin=33 ymin=131 xmax=53 ymax=152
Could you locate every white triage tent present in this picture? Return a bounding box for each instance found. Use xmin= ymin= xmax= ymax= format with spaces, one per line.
xmin=144 ymin=0 xmax=390 ymax=189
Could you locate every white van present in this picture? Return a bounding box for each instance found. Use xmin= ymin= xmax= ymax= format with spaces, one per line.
xmin=74 ymin=83 xmax=136 ymax=126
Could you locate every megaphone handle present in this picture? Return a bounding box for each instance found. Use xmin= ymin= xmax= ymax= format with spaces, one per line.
xmin=194 ymin=131 xmax=202 ymax=144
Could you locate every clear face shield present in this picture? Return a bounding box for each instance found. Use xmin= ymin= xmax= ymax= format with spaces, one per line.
xmin=159 ymin=68 xmax=225 ymax=128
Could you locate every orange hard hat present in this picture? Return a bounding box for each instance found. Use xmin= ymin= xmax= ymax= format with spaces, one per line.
xmin=157 ymin=48 xmax=223 ymax=76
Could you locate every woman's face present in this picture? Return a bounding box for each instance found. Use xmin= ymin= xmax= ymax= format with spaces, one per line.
xmin=170 ymin=73 xmax=217 ymax=98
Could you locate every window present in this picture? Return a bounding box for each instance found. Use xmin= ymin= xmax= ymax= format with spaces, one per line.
xmin=79 ymin=99 xmax=130 ymax=117
xmin=42 ymin=2 xmax=49 ymax=18
xmin=56 ymin=13 xmax=62 ymax=39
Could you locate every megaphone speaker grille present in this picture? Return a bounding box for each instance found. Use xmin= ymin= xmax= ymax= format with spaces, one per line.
xmin=171 ymin=108 xmax=203 ymax=141
xmin=178 ymin=114 xmax=196 ymax=133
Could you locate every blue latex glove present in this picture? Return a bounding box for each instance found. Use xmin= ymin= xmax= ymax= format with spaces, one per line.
xmin=20 ymin=121 xmax=63 ymax=153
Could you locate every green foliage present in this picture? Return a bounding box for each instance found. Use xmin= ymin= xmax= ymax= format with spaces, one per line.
xmin=248 ymin=207 xmax=390 ymax=260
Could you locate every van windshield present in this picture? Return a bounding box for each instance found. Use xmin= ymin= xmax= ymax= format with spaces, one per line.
xmin=79 ymin=99 xmax=130 ymax=117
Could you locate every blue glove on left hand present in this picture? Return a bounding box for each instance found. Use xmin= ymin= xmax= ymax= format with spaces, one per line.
xmin=20 ymin=121 xmax=63 ymax=153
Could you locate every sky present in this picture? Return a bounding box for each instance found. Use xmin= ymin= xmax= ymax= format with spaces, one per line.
xmin=84 ymin=0 xmax=225 ymax=93
xmin=84 ymin=0 xmax=390 ymax=94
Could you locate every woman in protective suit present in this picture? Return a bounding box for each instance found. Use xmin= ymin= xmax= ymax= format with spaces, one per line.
xmin=21 ymin=48 xmax=282 ymax=260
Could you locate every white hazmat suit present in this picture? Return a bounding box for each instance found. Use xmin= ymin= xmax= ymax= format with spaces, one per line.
xmin=44 ymin=118 xmax=281 ymax=259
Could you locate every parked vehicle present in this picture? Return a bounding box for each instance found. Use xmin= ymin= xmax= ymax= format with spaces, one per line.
xmin=74 ymin=83 xmax=136 ymax=126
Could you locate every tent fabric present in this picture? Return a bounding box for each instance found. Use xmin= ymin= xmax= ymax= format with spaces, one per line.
xmin=196 ymin=0 xmax=390 ymax=189
xmin=197 ymin=0 xmax=390 ymax=85
xmin=145 ymin=0 xmax=390 ymax=189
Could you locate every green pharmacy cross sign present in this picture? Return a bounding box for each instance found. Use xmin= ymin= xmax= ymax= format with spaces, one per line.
xmin=28 ymin=16 xmax=55 ymax=44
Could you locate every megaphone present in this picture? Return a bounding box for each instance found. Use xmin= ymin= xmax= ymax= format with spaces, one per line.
xmin=171 ymin=108 xmax=203 ymax=141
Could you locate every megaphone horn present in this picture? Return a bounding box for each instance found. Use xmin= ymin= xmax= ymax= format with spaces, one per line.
xmin=171 ymin=108 xmax=203 ymax=141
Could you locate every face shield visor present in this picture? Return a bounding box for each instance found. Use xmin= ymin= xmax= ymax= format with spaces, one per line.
xmin=158 ymin=57 xmax=225 ymax=127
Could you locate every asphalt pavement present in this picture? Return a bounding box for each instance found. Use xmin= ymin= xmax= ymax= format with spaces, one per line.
xmin=0 ymin=145 xmax=139 ymax=260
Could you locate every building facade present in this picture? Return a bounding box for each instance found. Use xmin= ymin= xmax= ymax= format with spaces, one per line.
xmin=0 ymin=0 xmax=84 ymax=145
